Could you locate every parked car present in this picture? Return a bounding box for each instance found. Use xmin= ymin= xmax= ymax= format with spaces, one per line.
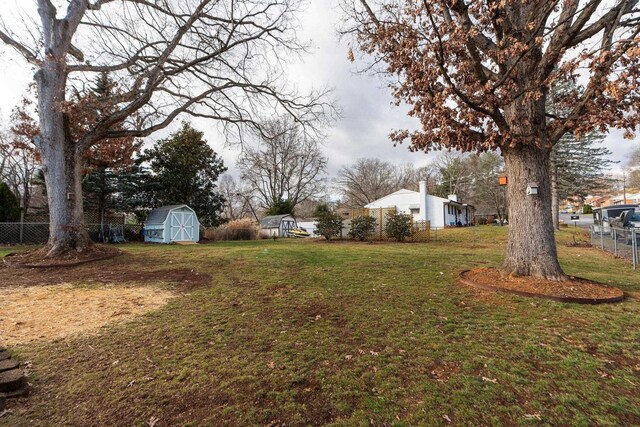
xmin=610 ymin=208 xmax=640 ymax=244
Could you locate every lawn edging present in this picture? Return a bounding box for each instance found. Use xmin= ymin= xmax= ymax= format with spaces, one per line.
xmin=458 ymin=268 xmax=625 ymax=304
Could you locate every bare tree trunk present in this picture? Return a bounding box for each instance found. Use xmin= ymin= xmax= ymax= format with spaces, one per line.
xmin=36 ymin=62 xmax=92 ymax=257
xmin=502 ymin=144 xmax=565 ymax=280
xmin=550 ymin=153 xmax=560 ymax=231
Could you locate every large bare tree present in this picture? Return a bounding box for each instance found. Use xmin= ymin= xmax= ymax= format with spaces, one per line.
xmin=467 ymin=152 xmax=508 ymax=225
xmin=336 ymin=157 xmax=432 ymax=207
xmin=237 ymin=117 xmax=327 ymax=212
xmin=218 ymin=174 xmax=259 ymax=221
xmin=0 ymin=0 xmax=329 ymax=257
xmin=345 ymin=0 xmax=640 ymax=280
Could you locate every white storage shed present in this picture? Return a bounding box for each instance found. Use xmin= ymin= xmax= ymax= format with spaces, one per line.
xmin=144 ymin=205 xmax=200 ymax=244
xmin=259 ymin=214 xmax=297 ymax=237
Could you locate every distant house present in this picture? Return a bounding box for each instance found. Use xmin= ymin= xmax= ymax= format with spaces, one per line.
xmin=628 ymin=193 xmax=640 ymax=205
xmin=259 ymin=214 xmax=297 ymax=237
xmin=365 ymin=181 xmax=474 ymax=228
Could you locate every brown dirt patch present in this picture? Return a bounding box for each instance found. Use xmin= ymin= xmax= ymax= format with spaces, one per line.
xmin=0 ymin=284 xmax=174 ymax=345
xmin=459 ymin=268 xmax=624 ymax=304
xmin=4 ymin=244 xmax=121 ymax=268
xmin=0 ymin=259 xmax=210 ymax=292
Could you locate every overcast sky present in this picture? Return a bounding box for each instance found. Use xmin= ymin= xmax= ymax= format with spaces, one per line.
xmin=0 ymin=0 xmax=638 ymax=185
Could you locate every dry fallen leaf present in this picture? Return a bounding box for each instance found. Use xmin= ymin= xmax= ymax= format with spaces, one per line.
xmin=524 ymin=413 xmax=542 ymax=420
xmin=0 ymin=409 xmax=14 ymax=418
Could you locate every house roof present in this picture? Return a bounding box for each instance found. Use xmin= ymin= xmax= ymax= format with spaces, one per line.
xmin=444 ymin=200 xmax=475 ymax=209
xmin=365 ymin=189 xmax=465 ymax=208
xmin=259 ymin=214 xmax=294 ymax=228
xmin=146 ymin=205 xmax=192 ymax=225
xmin=364 ymin=189 xmax=418 ymax=208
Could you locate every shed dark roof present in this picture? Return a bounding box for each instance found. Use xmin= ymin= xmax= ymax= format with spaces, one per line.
xmin=259 ymin=214 xmax=294 ymax=228
xmin=146 ymin=205 xmax=191 ymax=225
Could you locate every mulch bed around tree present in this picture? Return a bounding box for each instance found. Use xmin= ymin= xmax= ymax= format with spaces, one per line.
xmin=3 ymin=244 xmax=121 ymax=268
xmin=458 ymin=268 xmax=624 ymax=304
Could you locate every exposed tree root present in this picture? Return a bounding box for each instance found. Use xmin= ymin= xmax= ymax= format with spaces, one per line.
xmin=4 ymin=244 xmax=121 ymax=268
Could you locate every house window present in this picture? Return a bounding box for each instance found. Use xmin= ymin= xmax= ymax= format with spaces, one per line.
xmin=410 ymin=208 xmax=419 ymax=214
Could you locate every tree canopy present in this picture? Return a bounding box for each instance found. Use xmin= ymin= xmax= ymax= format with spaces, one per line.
xmin=347 ymin=0 xmax=640 ymax=152
xmin=141 ymin=122 xmax=227 ymax=227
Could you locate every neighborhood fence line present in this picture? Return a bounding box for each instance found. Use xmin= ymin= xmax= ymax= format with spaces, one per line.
xmin=590 ymin=225 xmax=638 ymax=270
xmin=0 ymin=222 xmax=145 ymax=245
xmin=345 ymin=208 xmax=431 ymax=241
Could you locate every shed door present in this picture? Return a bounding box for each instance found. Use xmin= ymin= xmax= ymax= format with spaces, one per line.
xmin=170 ymin=211 xmax=195 ymax=241
xmin=281 ymin=220 xmax=295 ymax=237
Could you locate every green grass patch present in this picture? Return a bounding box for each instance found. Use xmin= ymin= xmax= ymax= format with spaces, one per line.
xmin=2 ymin=227 xmax=639 ymax=426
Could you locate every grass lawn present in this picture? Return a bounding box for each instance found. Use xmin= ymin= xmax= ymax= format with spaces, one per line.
xmin=1 ymin=227 xmax=639 ymax=426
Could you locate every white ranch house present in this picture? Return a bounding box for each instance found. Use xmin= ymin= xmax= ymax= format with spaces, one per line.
xmin=365 ymin=181 xmax=474 ymax=228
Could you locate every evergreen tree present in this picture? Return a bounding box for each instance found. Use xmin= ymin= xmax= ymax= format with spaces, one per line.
xmin=142 ymin=122 xmax=227 ymax=227
xmin=548 ymin=81 xmax=615 ymax=230
xmin=384 ymin=211 xmax=412 ymax=242
xmin=313 ymin=203 xmax=331 ymax=217
xmin=315 ymin=211 xmax=343 ymax=240
xmin=82 ymin=72 xmax=140 ymax=218
xmin=113 ymin=163 xmax=157 ymax=223
xmin=0 ymin=182 xmax=21 ymax=221
xmin=265 ymin=197 xmax=295 ymax=216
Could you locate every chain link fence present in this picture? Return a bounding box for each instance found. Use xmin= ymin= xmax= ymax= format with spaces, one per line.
xmin=0 ymin=222 xmax=145 ymax=245
xmin=591 ymin=225 xmax=638 ymax=269
xmin=340 ymin=208 xmax=431 ymax=242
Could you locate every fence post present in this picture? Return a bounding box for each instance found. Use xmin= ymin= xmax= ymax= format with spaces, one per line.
xmin=19 ymin=210 xmax=24 ymax=244
xmin=409 ymin=215 xmax=414 ymax=241
xmin=600 ymin=224 xmax=604 ymax=250
xmin=613 ymin=228 xmax=617 ymax=256
xmin=633 ymin=229 xmax=637 ymax=270
xmin=379 ymin=208 xmax=383 ymax=240
xmin=473 ymin=224 xmax=477 ymax=247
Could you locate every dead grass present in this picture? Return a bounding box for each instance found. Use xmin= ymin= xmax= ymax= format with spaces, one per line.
xmin=0 ymin=284 xmax=174 ymax=345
